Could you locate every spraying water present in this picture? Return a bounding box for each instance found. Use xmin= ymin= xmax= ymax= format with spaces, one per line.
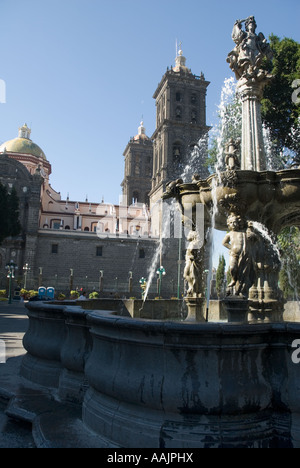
xmin=206 ymin=77 xmax=241 ymax=307
xmin=181 ymin=135 xmax=208 ymax=182
xmin=142 ymin=200 xmax=174 ymax=303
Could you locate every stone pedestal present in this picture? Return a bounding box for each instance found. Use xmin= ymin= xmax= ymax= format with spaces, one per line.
xmin=223 ymin=296 xmax=249 ymax=323
xmin=248 ymin=300 xmax=284 ymax=323
xmin=184 ymin=297 xmax=206 ymax=322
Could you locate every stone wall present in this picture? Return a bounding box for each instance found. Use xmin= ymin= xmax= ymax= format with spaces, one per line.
xmin=32 ymin=231 xmax=184 ymax=298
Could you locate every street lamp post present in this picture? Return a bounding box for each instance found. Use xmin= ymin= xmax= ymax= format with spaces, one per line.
xmin=156 ymin=266 xmax=166 ymax=299
xmin=69 ymin=269 xmax=74 ymax=292
xmin=99 ymin=270 xmax=104 ymax=293
xmin=129 ymin=271 xmax=133 ymax=294
xmin=139 ymin=277 xmax=147 ymax=300
xmin=6 ymin=260 xmax=18 ymax=304
xmin=23 ymin=263 xmax=30 ymax=290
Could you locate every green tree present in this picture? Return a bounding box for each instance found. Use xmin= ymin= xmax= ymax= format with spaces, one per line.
xmin=207 ymin=35 xmax=300 ymax=172
xmin=261 ymin=35 xmax=300 ymax=162
xmin=216 ymin=255 xmax=226 ymax=298
xmin=0 ymin=183 xmax=21 ymax=244
xmin=278 ymin=227 xmax=300 ymax=300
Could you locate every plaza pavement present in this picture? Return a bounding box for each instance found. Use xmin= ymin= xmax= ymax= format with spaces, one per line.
xmin=0 ymin=301 xmax=108 ymax=448
xmin=0 ymin=301 xmax=35 ymax=448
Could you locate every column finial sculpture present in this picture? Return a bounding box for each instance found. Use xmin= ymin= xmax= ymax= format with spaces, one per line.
xmin=227 ymin=16 xmax=273 ymax=171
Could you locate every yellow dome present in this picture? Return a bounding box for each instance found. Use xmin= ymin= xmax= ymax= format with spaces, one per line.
xmin=0 ymin=138 xmax=47 ymax=160
xmin=0 ymin=124 xmax=47 ymax=160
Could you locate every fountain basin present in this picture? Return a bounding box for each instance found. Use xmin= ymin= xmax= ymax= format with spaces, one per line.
xmin=18 ymin=301 xmax=300 ymax=447
xmin=83 ymin=309 xmax=300 ymax=448
xmin=58 ymin=307 xmax=92 ymax=404
xmin=21 ymin=302 xmax=66 ymax=388
xmin=170 ymin=169 xmax=300 ymax=233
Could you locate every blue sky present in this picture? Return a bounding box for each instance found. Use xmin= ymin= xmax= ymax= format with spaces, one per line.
xmin=0 ymin=0 xmax=299 ymax=206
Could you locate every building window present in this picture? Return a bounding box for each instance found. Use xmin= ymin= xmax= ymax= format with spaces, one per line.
xmin=173 ymin=143 xmax=182 ymax=162
xmin=92 ymin=222 xmax=99 ymax=233
xmin=96 ymin=246 xmax=103 ymax=257
xmin=51 ymin=244 xmax=58 ymax=254
xmin=175 ymin=106 xmax=182 ymax=119
xmin=176 ymin=91 xmax=181 ymax=102
xmin=132 ymin=191 xmax=140 ymax=203
xmin=139 ymin=249 xmax=145 ymax=259
xmin=191 ymin=93 xmax=197 ymax=105
xmin=191 ymin=109 xmax=197 ymax=124
xmin=51 ymin=219 xmax=61 ymax=230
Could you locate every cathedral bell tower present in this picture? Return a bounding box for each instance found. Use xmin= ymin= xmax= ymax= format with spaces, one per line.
xmin=121 ymin=121 xmax=153 ymax=206
xmin=149 ymin=46 xmax=210 ymax=208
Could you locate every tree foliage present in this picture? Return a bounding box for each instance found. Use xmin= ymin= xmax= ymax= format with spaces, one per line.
xmin=278 ymin=227 xmax=300 ymax=300
xmin=216 ymin=255 xmax=226 ymax=298
xmin=0 ymin=183 xmax=21 ymax=244
xmin=207 ymin=35 xmax=300 ymax=172
xmin=261 ymin=35 xmax=300 ymax=161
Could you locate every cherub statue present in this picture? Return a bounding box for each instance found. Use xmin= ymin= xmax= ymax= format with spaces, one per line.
xmin=184 ymin=230 xmax=203 ymax=297
xmin=222 ymin=214 xmax=254 ymax=296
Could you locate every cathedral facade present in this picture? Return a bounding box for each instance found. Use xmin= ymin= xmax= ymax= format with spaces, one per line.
xmin=0 ymin=48 xmax=209 ymax=298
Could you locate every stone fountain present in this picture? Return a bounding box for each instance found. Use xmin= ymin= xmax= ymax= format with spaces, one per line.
xmin=163 ymin=16 xmax=300 ymax=323
xmin=9 ymin=17 xmax=300 ymax=448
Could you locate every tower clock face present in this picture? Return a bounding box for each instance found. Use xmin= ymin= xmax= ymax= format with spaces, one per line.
xmin=23 ymin=186 xmax=28 ymax=193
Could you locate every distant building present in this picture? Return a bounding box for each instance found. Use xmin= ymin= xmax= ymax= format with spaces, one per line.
xmin=0 ymin=48 xmax=209 ymax=297
xmin=121 ymin=121 xmax=153 ymax=207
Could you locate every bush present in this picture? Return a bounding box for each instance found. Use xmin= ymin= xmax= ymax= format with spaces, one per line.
xmin=0 ymin=290 xmax=7 ymax=298
xmin=28 ymin=290 xmax=38 ymax=298
xmin=58 ymin=293 xmax=66 ymax=300
xmin=70 ymin=290 xmax=79 ymax=299
xmin=89 ymin=291 xmax=99 ymax=299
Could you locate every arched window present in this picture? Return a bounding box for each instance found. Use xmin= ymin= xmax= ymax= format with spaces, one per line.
xmin=132 ymin=191 xmax=140 ymax=203
xmin=175 ymin=106 xmax=182 ymax=120
xmin=191 ymin=109 xmax=197 ymax=124
xmin=173 ymin=142 xmax=182 ymax=162
xmin=172 ymin=142 xmax=184 ymax=175
xmin=191 ymin=93 xmax=197 ymax=105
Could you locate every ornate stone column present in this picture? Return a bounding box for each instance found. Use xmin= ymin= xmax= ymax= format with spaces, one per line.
xmin=239 ymin=83 xmax=266 ymax=171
